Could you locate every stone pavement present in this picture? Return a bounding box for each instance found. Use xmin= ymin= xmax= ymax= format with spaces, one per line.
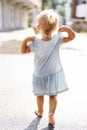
xmin=0 ymin=28 xmax=87 ymax=130
xmin=0 ymin=28 xmax=35 ymax=54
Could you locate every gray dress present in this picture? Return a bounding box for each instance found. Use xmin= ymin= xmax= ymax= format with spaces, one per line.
xmin=29 ymin=32 xmax=68 ymax=96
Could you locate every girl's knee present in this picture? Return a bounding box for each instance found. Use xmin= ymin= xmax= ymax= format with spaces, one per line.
xmin=37 ymin=96 xmax=44 ymax=99
xmin=49 ymin=95 xmax=57 ymax=100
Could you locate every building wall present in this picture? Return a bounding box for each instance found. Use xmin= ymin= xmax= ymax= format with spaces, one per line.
xmin=0 ymin=1 xmax=2 ymax=30
xmin=65 ymin=0 xmax=87 ymax=23
xmin=76 ymin=4 xmax=87 ymax=19
xmin=0 ymin=0 xmax=34 ymax=31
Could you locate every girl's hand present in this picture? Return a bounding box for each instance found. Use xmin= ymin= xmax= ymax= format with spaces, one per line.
xmin=26 ymin=36 xmax=36 ymax=41
xmin=21 ymin=36 xmax=36 ymax=53
xmin=58 ymin=26 xmax=71 ymax=32
xmin=58 ymin=26 xmax=75 ymax=43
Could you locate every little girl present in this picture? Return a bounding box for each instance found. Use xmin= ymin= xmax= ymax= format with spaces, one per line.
xmin=21 ymin=10 xmax=75 ymax=128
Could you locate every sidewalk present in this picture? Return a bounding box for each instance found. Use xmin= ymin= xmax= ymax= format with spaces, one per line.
xmin=0 ymin=28 xmax=35 ymax=42
xmin=0 ymin=28 xmax=87 ymax=130
xmin=0 ymin=28 xmax=35 ymax=54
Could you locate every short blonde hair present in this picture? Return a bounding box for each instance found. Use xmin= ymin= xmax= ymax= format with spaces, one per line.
xmin=37 ymin=10 xmax=58 ymax=36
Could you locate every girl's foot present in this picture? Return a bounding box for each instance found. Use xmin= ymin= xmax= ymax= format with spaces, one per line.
xmin=48 ymin=113 xmax=55 ymax=126
xmin=35 ymin=111 xmax=42 ymax=118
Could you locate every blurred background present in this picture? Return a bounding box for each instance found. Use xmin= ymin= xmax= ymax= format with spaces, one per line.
xmin=0 ymin=0 xmax=87 ymax=130
xmin=0 ymin=0 xmax=87 ymax=54
xmin=0 ymin=0 xmax=87 ymax=32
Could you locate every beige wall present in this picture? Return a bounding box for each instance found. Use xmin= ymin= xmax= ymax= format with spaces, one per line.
xmin=0 ymin=1 xmax=2 ymax=29
xmin=0 ymin=0 xmax=34 ymax=31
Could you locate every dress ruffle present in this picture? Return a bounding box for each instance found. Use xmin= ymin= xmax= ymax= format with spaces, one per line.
xmin=32 ymin=70 xmax=68 ymax=96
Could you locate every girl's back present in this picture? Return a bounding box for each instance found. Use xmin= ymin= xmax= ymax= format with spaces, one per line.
xmin=29 ymin=32 xmax=63 ymax=77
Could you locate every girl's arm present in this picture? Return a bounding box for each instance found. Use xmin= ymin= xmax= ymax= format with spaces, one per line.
xmin=21 ymin=36 xmax=35 ymax=53
xmin=58 ymin=26 xmax=75 ymax=43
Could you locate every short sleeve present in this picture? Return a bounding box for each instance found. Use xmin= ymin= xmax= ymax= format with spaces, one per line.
xmin=59 ymin=32 xmax=64 ymax=41
xmin=54 ymin=32 xmax=64 ymax=46
xmin=28 ymin=40 xmax=35 ymax=52
xmin=57 ymin=32 xmax=64 ymax=46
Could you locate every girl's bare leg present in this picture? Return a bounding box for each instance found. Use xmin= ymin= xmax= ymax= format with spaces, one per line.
xmin=49 ymin=95 xmax=57 ymax=125
xmin=36 ymin=96 xmax=44 ymax=116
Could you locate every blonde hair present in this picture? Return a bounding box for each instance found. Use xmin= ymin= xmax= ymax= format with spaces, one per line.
xmin=37 ymin=10 xmax=58 ymax=36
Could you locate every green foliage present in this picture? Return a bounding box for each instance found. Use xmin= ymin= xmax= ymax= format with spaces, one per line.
xmin=42 ymin=0 xmax=51 ymax=9
xmin=28 ymin=0 xmax=66 ymax=27
xmin=56 ymin=5 xmax=65 ymax=16
xmin=28 ymin=10 xmax=33 ymax=27
xmin=42 ymin=0 xmax=66 ymax=17
xmin=58 ymin=0 xmax=66 ymax=5
xmin=51 ymin=0 xmax=58 ymax=10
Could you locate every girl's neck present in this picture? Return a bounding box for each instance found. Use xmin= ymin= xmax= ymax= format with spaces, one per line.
xmin=42 ymin=34 xmax=52 ymax=41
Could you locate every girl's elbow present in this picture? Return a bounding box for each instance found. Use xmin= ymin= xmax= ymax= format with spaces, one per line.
xmin=21 ymin=48 xmax=26 ymax=54
xmin=70 ymin=32 xmax=75 ymax=40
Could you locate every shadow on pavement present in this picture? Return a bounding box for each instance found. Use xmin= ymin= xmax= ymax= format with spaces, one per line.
xmin=41 ymin=128 xmax=54 ymax=130
xmin=23 ymin=117 xmax=41 ymax=130
xmin=23 ymin=116 xmax=55 ymax=130
xmin=41 ymin=124 xmax=55 ymax=130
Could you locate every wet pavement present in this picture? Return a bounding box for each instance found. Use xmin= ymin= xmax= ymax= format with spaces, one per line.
xmin=0 ymin=28 xmax=87 ymax=130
